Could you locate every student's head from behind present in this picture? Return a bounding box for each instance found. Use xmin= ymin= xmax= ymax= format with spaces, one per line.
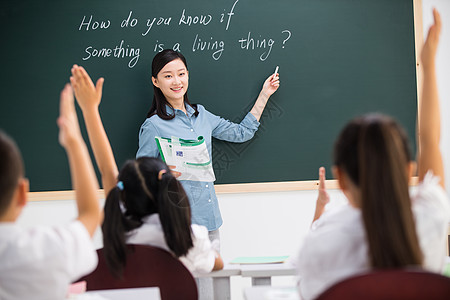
xmin=0 ymin=130 xmax=28 ymax=222
xmin=332 ymin=114 xmax=422 ymax=268
xmin=333 ymin=114 xmax=413 ymax=203
xmin=147 ymin=49 xmax=198 ymax=119
xmin=102 ymin=157 xmax=193 ymax=277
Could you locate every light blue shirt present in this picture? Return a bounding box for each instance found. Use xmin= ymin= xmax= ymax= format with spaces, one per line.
xmin=137 ymin=104 xmax=260 ymax=231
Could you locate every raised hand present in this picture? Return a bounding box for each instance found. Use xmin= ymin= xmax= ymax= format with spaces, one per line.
xmin=421 ymin=8 xmax=441 ymax=70
xmin=57 ymin=84 xmax=82 ymax=149
xmin=70 ymin=65 xmax=104 ymax=111
xmin=312 ymin=166 xmax=330 ymax=223
xmin=317 ymin=167 xmax=330 ymax=207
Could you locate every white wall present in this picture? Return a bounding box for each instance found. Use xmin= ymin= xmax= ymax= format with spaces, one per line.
xmin=17 ymin=2 xmax=450 ymax=299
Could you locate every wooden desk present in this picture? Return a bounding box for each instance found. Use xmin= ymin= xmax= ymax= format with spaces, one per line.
xmin=81 ymin=287 xmax=161 ymax=299
xmin=240 ymin=263 xmax=297 ymax=286
xmin=244 ymin=286 xmax=299 ymax=300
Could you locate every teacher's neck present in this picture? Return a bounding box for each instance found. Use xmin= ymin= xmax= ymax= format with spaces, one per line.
xmin=167 ymin=99 xmax=187 ymax=114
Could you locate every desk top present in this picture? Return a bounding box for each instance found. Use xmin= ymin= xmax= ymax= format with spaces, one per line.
xmin=194 ymin=263 xmax=242 ymax=278
xmin=244 ymin=286 xmax=299 ymax=300
xmin=194 ymin=262 xmax=297 ymax=278
xmin=77 ymin=287 xmax=161 ymax=300
xmin=240 ymin=262 xmax=297 ymax=277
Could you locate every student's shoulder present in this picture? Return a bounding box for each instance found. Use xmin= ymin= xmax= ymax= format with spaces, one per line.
xmin=1 ymin=221 xmax=91 ymax=257
xmin=413 ymin=172 xmax=450 ymax=219
xmin=310 ymin=205 xmax=363 ymax=236
xmin=36 ymin=221 xmax=92 ymax=245
xmin=190 ymin=224 xmax=210 ymax=241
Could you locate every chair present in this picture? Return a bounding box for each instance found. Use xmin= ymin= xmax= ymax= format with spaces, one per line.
xmin=77 ymin=244 xmax=198 ymax=300
xmin=315 ymin=269 xmax=450 ymax=300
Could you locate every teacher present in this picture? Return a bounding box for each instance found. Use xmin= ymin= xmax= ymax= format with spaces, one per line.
xmin=136 ymin=49 xmax=280 ymax=240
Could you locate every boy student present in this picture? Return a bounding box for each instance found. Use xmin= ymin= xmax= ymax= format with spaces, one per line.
xmin=0 ymin=84 xmax=101 ymax=299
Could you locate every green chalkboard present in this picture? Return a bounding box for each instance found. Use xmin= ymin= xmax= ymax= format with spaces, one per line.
xmin=1 ymin=0 xmax=417 ymax=191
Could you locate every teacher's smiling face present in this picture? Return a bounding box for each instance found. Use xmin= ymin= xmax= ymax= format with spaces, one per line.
xmin=152 ymin=58 xmax=189 ymax=105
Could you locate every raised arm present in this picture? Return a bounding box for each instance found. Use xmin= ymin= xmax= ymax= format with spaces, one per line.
xmin=249 ymin=72 xmax=280 ymax=121
xmin=70 ymin=65 xmax=119 ymax=196
xmin=312 ymin=167 xmax=330 ymax=223
xmin=418 ymin=9 xmax=444 ymax=189
xmin=57 ymin=84 xmax=100 ymax=237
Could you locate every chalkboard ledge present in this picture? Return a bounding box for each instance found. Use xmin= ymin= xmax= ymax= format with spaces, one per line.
xmin=27 ymin=177 xmax=418 ymax=202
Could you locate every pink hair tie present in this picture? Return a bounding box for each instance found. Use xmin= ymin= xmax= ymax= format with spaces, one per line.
xmin=158 ymin=169 xmax=167 ymax=180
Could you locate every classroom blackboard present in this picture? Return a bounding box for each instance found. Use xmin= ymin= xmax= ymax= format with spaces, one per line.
xmin=1 ymin=0 xmax=417 ymax=192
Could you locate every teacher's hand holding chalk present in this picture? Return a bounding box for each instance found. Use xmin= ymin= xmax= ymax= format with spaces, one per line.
xmin=250 ymin=66 xmax=280 ymax=121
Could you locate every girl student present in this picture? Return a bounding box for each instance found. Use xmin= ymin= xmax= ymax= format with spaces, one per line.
xmin=296 ymin=9 xmax=450 ymax=300
xmin=69 ymin=65 xmax=224 ymax=276
xmin=136 ymin=49 xmax=280 ymax=239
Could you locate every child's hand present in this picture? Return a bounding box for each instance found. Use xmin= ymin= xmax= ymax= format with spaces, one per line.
xmin=57 ymin=84 xmax=82 ymax=149
xmin=70 ymin=65 xmax=104 ymax=111
xmin=168 ymin=165 xmax=182 ymax=178
xmin=312 ymin=166 xmax=330 ymax=223
xmin=317 ymin=167 xmax=330 ymax=207
xmin=421 ymin=8 xmax=441 ymax=69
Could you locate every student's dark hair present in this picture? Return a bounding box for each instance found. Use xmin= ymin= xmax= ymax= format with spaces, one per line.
xmin=146 ymin=49 xmax=198 ymax=119
xmin=333 ymin=114 xmax=423 ymax=268
xmin=101 ymin=157 xmax=193 ymax=278
xmin=0 ymin=130 xmax=24 ymax=216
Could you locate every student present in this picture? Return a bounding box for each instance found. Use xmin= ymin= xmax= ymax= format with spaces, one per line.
xmin=69 ymin=65 xmax=224 ymax=275
xmin=0 ymin=84 xmax=101 ymax=299
xmin=296 ymin=9 xmax=450 ymax=300
xmin=136 ymin=50 xmax=280 ymax=239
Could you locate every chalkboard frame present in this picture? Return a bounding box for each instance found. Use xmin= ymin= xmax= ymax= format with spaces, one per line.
xmin=19 ymin=0 xmax=422 ymax=201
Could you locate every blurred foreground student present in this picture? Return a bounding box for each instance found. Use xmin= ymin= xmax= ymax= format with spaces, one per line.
xmin=69 ymin=65 xmax=223 ymax=276
xmin=0 ymin=85 xmax=101 ymax=299
xmin=297 ymin=9 xmax=450 ymax=300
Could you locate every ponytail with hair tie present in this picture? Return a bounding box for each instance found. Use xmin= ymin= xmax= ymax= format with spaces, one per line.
xmin=102 ymin=187 xmax=129 ymax=278
xmin=157 ymin=173 xmax=193 ymax=257
xmin=158 ymin=169 xmax=167 ymax=180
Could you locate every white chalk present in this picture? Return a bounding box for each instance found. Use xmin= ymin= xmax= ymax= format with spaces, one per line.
xmin=273 ymin=66 xmax=279 ymax=77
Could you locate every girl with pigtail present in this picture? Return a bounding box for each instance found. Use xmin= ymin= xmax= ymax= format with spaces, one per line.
xmin=69 ymin=65 xmax=223 ymax=277
xmin=297 ymin=9 xmax=450 ymax=300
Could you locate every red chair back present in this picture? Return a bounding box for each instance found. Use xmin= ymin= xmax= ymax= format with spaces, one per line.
xmin=77 ymin=244 xmax=198 ymax=300
xmin=315 ymin=269 xmax=450 ymax=300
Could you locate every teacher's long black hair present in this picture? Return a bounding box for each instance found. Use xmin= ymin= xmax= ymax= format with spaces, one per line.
xmin=102 ymin=157 xmax=193 ymax=278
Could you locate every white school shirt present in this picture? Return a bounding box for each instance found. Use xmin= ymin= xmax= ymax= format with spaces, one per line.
xmin=126 ymin=213 xmax=216 ymax=274
xmin=296 ymin=173 xmax=450 ymax=300
xmin=0 ymin=220 xmax=97 ymax=300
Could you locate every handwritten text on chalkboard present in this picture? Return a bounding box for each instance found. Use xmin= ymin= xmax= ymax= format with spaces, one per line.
xmin=77 ymin=0 xmax=292 ymax=68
